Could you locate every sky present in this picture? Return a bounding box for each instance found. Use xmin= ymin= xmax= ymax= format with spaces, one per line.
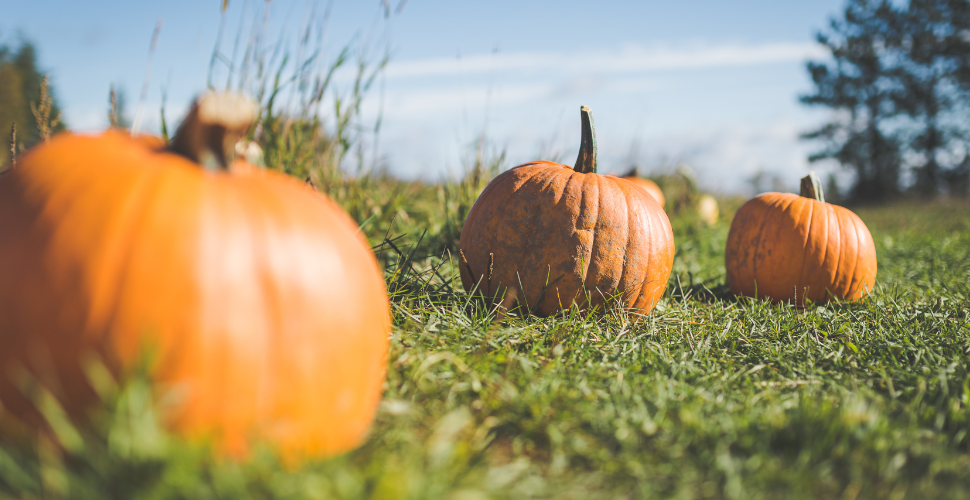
xmin=3 ymin=0 xmax=848 ymax=194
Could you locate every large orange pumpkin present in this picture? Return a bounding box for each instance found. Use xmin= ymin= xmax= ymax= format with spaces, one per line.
xmin=622 ymin=169 xmax=666 ymax=208
xmin=0 ymin=92 xmax=390 ymax=462
xmin=459 ymin=106 xmax=674 ymax=316
xmin=725 ymin=173 xmax=877 ymax=304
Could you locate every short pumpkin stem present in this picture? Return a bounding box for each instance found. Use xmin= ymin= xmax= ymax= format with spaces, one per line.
xmin=799 ymin=171 xmax=825 ymax=203
xmin=573 ymin=105 xmax=597 ymax=174
xmin=168 ymin=92 xmax=257 ymax=170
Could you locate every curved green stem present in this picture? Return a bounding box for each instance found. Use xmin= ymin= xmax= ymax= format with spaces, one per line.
xmin=573 ymin=105 xmax=597 ymax=174
xmin=799 ymin=171 xmax=825 ymax=203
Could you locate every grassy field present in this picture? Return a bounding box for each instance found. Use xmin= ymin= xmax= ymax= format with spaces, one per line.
xmin=1 ymin=41 xmax=969 ymax=496
xmin=0 ymin=158 xmax=967 ymax=499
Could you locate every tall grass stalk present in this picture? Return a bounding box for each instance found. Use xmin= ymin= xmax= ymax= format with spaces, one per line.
xmin=29 ymin=76 xmax=59 ymax=142
xmin=6 ymin=122 xmax=14 ymax=170
xmin=201 ymin=1 xmax=408 ymax=240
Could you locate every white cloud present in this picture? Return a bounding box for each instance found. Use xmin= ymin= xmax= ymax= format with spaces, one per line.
xmin=383 ymin=42 xmax=827 ymax=79
xmin=366 ymin=81 xmax=553 ymax=118
xmin=641 ymin=117 xmax=832 ymax=195
xmin=95 ymin=40 xmax=831 ymax=195
xmin=358 ymin=74 xmax=671 ymax=126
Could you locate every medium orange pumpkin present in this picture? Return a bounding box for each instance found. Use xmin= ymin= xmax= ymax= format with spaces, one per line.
xmin=622 ymin=171 xmax=666 ymax=209
xmin=0 ymin=92 xmax=390 ymax=462
xmin=459 ymin=106 xmax=674 ymax=316
xmin=725 ymin=173 xmax=877 ymax=305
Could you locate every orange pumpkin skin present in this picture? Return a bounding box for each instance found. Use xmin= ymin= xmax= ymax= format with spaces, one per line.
xmin=459 ymin=161 xmax=674 ymax=316
xmin=623 ymin=176 xmax=665 ymax=208
xmin=0 ymin=130 xmax=390 ymax=461
xmin=725 ymin=192 xmax=877 ymax=304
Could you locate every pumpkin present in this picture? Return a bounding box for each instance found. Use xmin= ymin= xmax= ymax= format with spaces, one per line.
xmin=725 ymin=172 xmax=877 ymax=304
xmin=0 ymin=92 xmax=390 ymax=462
xmin=459 ymin=106 xmax=674 ymax=316
xmin=622 ymin=169 xmax=665 ymax=209
xmin=697 ymin=194 xmax=719 ymax=225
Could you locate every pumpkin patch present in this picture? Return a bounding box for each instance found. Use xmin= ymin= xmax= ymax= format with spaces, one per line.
xmin=3 ymin=1 xmax=970 ymax=495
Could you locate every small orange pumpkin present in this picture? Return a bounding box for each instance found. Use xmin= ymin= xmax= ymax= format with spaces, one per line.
xmin=0 ymin=92 xmax=390 ymax=462
xmin=622 ymin=169 xmax=666 ymax=209
xmin=459 ymin=106 xmax=674 ymax=316
xmin=725 ymin=173 xmax=877 ymax=304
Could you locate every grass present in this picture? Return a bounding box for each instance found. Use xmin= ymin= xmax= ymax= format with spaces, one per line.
xmin=2 ymin=7 xmax=969 ymax=495
xmin=1 ymin=180 xmax=968 ymax=498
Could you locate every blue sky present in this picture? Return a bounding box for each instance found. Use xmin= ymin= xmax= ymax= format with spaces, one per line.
xmin=4 ymin=0 xmax=847 ymax=194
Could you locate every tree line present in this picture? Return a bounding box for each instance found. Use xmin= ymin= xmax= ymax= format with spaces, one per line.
xmin=802 ymin=0 xmax=970 ymax=201
xmin=0 ymin=39 xmax=65 ymax=168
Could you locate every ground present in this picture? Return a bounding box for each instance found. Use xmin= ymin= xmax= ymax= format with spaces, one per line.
xmin=0 ymin=186 xmax=968 ymax=499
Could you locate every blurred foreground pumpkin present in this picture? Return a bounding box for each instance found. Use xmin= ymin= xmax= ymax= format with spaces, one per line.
xmin=725 ymin=172 xmax=876 ymax=305
xmin=459 ymin=106 xmax=674 ymax=316
xmin=0 ymin=92 xmax=390 ymax=462
xmin=621 ymin=169 xmax=665 ymax=209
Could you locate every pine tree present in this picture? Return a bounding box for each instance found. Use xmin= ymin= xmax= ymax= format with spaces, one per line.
xmin=894 ymin=0 xmax=970 ymax=196
xmin=801 ymin=0 xmax=904 ymax=202
xmin=802 ymin=0 xmax=970 ymax=200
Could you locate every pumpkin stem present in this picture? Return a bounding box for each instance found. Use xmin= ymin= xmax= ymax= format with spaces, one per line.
xmin=168 ymin=92 xmax=257 ymax=170
xmin=573 ymin=105 xmax=597 ymax=174
xmin=799 ymin=171 xmax=825 ymax=203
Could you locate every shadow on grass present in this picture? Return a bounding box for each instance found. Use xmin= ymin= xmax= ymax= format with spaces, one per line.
xmin=667 ymin=273 xmax=736 ymax=304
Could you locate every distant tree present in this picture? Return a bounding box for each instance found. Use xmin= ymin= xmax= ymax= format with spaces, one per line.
xmin=0 ymin=38 xmax=66 ymax=167
xmin=801 ymin=0 xmax=904 ymax=202
xmin=825 ymin=172 xmax=844 ymax=204
xmin=802 ymin=0 xmax=970 ymax=200
xmin=893 ymin=0 xmax=970 ymax=196
xmin=947 ymin=153 xmax=970 ymax=195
